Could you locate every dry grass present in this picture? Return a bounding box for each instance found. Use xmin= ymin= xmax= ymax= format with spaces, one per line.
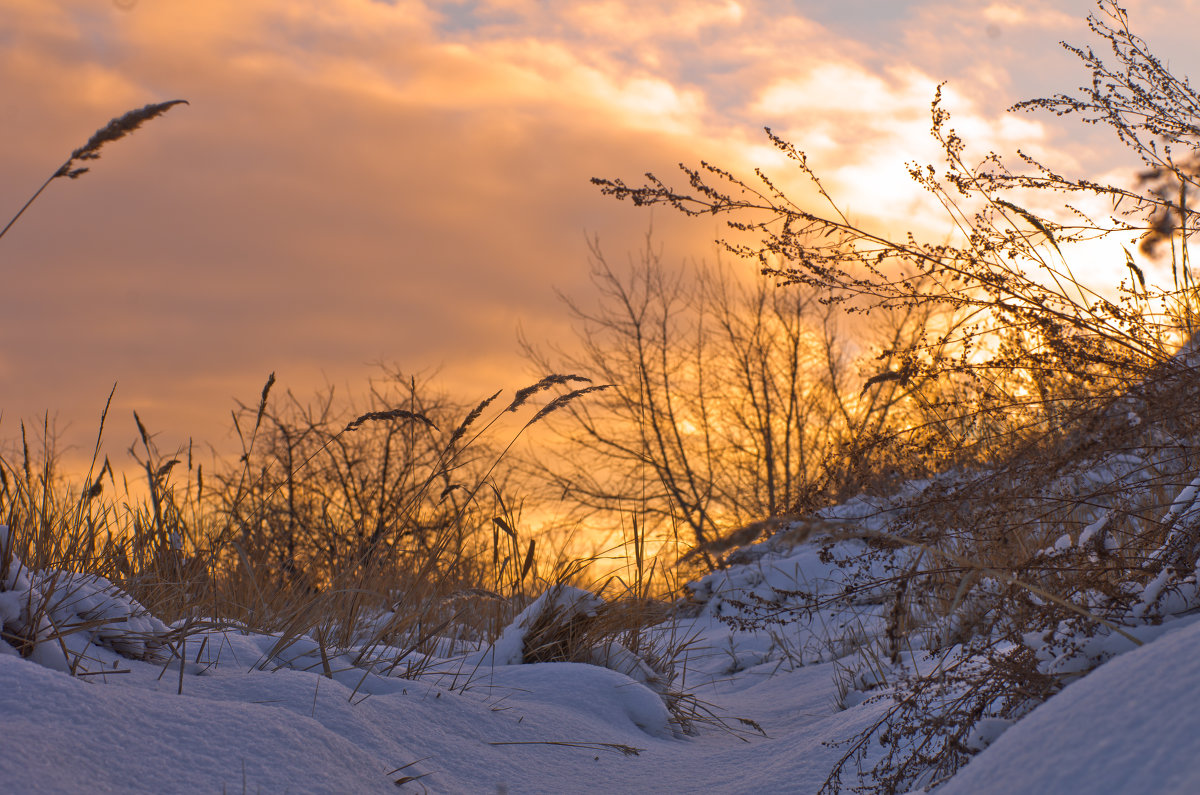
xmin=0 ymin=371 xmax=672 ymax=687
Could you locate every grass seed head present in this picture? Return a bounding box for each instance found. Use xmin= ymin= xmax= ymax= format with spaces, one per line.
xmin=506 ymin=374 xmax=592 ymax=413
xmin=64 ymin=100 xmax=189 ymax=167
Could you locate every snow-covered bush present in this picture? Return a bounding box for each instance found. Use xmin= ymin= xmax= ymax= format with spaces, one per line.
xmin=1 ymin=525 xmax=172 ymax=672
xmin=492 ymin=584 xmax=700 ymax=735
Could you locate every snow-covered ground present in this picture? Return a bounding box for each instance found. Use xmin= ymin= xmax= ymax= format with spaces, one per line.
xmin=942 ymin=610 xmax=1200 ymax=795
xmin=3 ymin=508 xmax=1200 ymax=793
xmin=0 ymin=535 xmax=881 ymax=793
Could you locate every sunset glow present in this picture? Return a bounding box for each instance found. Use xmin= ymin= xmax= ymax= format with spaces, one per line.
xmin=2 ymin=0 xmax=1198 ymax=467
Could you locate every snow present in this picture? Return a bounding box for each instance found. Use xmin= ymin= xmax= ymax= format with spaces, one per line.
xmin=939 ymin=614 xmax=1200 ymax=795
xmin=4 ymin=514 xmax=1200 ymax=792
xmin=0 ymin=655 xmax=401 ymax=793
xmin=0 ymin=608 xmax=881 ymax=793
xmin=0 ymin=530 xmax=893 ymax=793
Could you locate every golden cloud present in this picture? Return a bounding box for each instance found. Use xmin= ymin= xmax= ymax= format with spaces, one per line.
xmin=0 ymin=0 xmax=1181 ymax=472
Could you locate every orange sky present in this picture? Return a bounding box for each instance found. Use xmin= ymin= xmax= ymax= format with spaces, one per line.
xmin=2 ymin=0 xmax=1198 ymax=473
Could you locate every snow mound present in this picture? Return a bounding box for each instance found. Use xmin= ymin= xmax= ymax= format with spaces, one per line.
xmin=489 ymin=661 xmax=676 ymax=739
xmin=490 ymin=584 xmax=680 ymax=736
xmin=940 ymin=615 xmax=1200 ymax=794
xmin=1 ymin=525 xmax=171 ymax=672
xmin=492 ymin=584 xmax=604 ymax=666
xmin=0 ymin=653 xmax=400 ymax=793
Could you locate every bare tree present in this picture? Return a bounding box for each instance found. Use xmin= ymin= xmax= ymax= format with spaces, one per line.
xmin=522 ymin=235 xmax=925 ymax=559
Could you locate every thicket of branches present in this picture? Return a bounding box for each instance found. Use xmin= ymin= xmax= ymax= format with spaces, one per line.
xmin=525 ymin=3 xmax=1200 ymax=577
xmin=522 ymin=238 xmax=936 ymax=563
xmin=592 ymin=1 xmax=1200 ymax=791
xmin=594 ymin=4 xmax=1197 ymax=474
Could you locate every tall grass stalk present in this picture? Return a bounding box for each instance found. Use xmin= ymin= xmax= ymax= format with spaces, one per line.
xmin=0 ymin=100 xmax=187 ymax=242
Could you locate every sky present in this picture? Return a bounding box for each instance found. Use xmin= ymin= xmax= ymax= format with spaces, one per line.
xmin=2 ymin=0 xmax=1199 ymax=473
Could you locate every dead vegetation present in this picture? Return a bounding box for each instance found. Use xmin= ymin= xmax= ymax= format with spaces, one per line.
xmin=594 ymin=1 xmax=1200 ymax=791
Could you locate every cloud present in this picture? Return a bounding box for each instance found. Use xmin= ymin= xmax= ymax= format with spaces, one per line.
xmin=980 ymin=2 xmax=1077 ymax=28
xmin=0 ymin=0 xmax=1190 ymax=472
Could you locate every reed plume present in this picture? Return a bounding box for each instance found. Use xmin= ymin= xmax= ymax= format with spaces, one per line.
xmin=0 ymin=100 xmax=188 ymax=242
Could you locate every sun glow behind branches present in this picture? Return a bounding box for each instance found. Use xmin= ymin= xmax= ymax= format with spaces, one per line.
xmin=1 ymin=0 xmax=1197 ymax=479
